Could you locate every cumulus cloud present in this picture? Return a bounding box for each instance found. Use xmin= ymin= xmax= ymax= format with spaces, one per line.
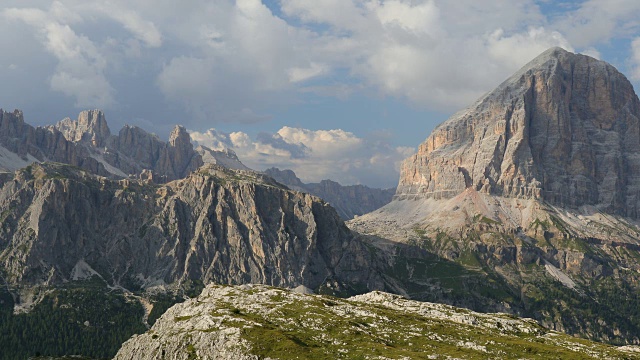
xmin=552 ymin=0 xmax=640 ymax=48
xmin=2 ymin=0 xmax=640 ymax=186
xmin=2 ymin=0 xmax=639 ymax=124
xmin=190 ymin=127 xmax=412 ymax=188
xmin=3 ymin=3 xmax=114 ymax=108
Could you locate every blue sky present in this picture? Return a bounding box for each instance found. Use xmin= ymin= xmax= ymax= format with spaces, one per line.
xmin=1 ymin=0 xmax=640 ymax=187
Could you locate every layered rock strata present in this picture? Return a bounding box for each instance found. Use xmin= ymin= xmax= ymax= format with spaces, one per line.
xmin=0 ymin=163 xmax=378 ymax=293
xmin=397 ymin=47 xmax=640 ymax=218
xmin=0 ymin=109 xmax=203 ymax=182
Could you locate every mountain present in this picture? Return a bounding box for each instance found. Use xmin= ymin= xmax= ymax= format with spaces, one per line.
xmin=264 ymin=167 xmax=395 ymax=220
xmin=396 ymin=46 xmax=640 ymax=217
xmin=114 ymin=284 xmax=640 ymax=359
xmin=0 ymin=163 xmax=377 ymax=293
xmin=195 ymin=145 xmax=251 ymax=171
xmin=351 ymin=47 xmax=640 ymax=344
xmin=0 ymin=109 xmax=202 ymax=182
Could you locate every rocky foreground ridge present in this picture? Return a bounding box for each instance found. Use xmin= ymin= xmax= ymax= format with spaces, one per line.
xmin=114 ymin=284 xmax=640 ymax=360
xmin=264 ymin=167 xmax=395 ymax=220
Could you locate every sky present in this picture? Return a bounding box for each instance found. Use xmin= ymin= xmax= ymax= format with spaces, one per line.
xmin=1 ymin=1 xmax=640 ymax=188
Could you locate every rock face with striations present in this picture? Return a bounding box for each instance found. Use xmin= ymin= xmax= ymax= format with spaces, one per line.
xmin=349 ymin=48 xmax=640 ymax=344
xmin=265 ymin=167 xmax=395 ymax=220
xmin=55 ymin=109 xmax=111 ymax=147
xmin=0 ymin=163 xmax=378 ymax=293
xmin=0 ymin=109 xmax=203 ymax=182
xmin=397 ymin=47 xmax=640 ymax=217
xmin=0 ymin=109 xmax=110 ymax=176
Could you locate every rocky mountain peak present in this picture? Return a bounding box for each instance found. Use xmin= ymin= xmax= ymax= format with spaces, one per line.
xmin=56 ymin=109 xmax=111 ymax=147
xmin=0 ymin=109 xmax=25 ymax=138
xmin=264 ymin=167 xmax=305 ymax=188
xmin=264 ymin=167 xmax=396 ymax=220
xmin=168 ymin=125 xmax=189 ymax=147
xmin=396 ymin=47 xmax=640 ymax=217
xmin=195 ymin=145 xmax=251 ymax=171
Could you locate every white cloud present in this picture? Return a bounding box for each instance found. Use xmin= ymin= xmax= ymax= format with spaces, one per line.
xmin=91 ymin=4 xmax=162 ymax=47
xmin=486 ymin=27 xmax=574 ymax=69
xmin=4 ymin=0 xmax=640 ymax=125
xmin=3 ymin=3 xmax=114 ymax=108
xmin=288 ymin=63 xmax=329 ymax=83
xmin=553 ymin=0 xmax=640 ymax=48
xmin=280 ymin=0 xmax=574 ymax=110
xmin=580 ymin=47 xmax=601 ymax=60
xmin=190 ymin=127 xmax=412 ymax=188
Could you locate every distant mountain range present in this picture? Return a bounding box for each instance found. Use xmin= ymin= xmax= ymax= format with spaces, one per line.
xmin=264 ymin=167 xmax=395 ymax=220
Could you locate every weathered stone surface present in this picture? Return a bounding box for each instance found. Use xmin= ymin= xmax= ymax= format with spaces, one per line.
xmin=114 ymin=284 xmax=640 ymax=360
xmin=0 ymin=163 xmax=379 ymax=293
xmin=397 ymin=47 xmax=640 ymax=218
xmin=265 ymin=167 xmax=395 ymax=220
xmin=196 ymin=146 xmax=251 ymax=171
xmin=0 ymin=109 xmax=110 ymax=176
xmin=55 ymin=109 xmax=111 ymax=147
xmin=349 ymin=48 xmax=640 ymax=344
xmin=0 ymin=109 xmax=204 ymax=182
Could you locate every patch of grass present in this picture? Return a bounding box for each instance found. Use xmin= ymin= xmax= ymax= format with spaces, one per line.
xmin=174 ymin=315 xmax=194 ymax=322
xmin=196 ymin=287 xmax=631 ymax=360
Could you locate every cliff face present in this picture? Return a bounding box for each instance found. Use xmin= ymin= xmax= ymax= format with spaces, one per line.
xmin=0 ymin=109 xmax=203 ymax=182
xmin=397 ymin=47 xmax=640 ymax=217
xmin=349 ymin=48 xmax=640 ymax=344
xmin=0 ymin=163 xmax=377 ymax=293
xmin=0 ymin=109 xmax=110 ymax=176
xmin=264 ymin=167 xmax=396 ymax=220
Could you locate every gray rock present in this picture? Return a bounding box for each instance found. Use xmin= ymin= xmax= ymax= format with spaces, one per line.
xmin=397 ymin=47 xmax=640 ymax=217
xmin=0 ymin=109 xmax=204 ymax=182
xmin=114 ymin=284 xmax=640 ymax=359
xmin=0 ymin=163 xmax=379 ymax=294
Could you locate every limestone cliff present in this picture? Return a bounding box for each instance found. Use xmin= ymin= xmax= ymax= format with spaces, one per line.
xmin=195 ymin=145 xmax=251 ymax=171
xmin=0 ymin=109 xmax=203 ymax=182
xmin=397 ymin=47 xmax=640 ymax=217
xmin=350 ymin=48 xmax=640 ymax=344
xmin=0 ymin=163 xmax=378 ymax=293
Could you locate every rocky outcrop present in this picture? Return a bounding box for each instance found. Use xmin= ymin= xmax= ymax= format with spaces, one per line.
xmin=195 ymin=146 xmax=250 ymax=171
xmin=264 ymin=167 xmax=395 ymax=220
xmin=0 ymin=109 xmax=110 ymax=176
xmin=55 ymin=109 xmax=111 ymax=147
xmin=0 ymin=109 xmax=204 ymax=182
xmin=0 ymin=163 xmax=378 ymax=293
xmin=114 ymin=284 xmax=640 ymax=360
xmin=397 ymin=47 xmax=640 ymax=218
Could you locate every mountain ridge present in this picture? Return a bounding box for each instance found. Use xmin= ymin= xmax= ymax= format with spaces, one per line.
xmin=264 ymin=167 xmax=395 ymax=220
xmin=114 ymin=284 xmax=640 ymax=360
